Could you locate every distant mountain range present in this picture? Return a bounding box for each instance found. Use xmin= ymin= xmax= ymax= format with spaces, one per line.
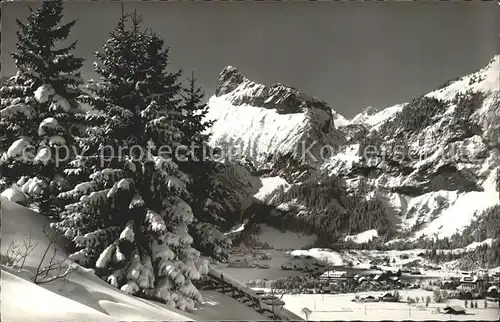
xmin=205 ymin=55 xmax=500 ymax=251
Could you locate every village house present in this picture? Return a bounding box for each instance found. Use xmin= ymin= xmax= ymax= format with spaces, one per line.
xmin=458 ymin=275 xmax=487 ymax=293
xmin=443 ymin=306 xmax=466 ymax=315
xmin=441 ymin=280 xmax=458 ymax=290
xmin=354 ymin=275 xmax=368 ymax=283
xmin=486 ymin=286 xmax=499 ymax=302
xmin=493 ymin=272 xmax=500 ymax=284
xmin=319 ymin=271 xmax=353 ymax=281
xmin=373 ymin=272 xmax=394 ymax=283
xmin=360 ymin=295 xmax=378 ymax=302
xmin=389 ymin=276 xmax=401 ymax=284
xmin=379 ymin=293 xmax=398 ymax=302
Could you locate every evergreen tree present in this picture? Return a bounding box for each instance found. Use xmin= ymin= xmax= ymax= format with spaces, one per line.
xmin=176 ymin=73 xmax=234 ymax=262
xmin=178 ymin=72 xmax=213 ymax=154
xmin=0 ymin=0 xmax=84 ymax=213
xmin=188 ymin=161 xmax=244 ymax=262
xmin=52 ymin=12 xmax=207 ymax=311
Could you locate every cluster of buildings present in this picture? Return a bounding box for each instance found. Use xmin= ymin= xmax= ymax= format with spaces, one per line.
xmin=441 ymin=271 xmax=500 ymax=294
xmin=319 ymin=270 xmax=401 ymax=283
xmin=353 ymin=293 xmax=399 ymax=303
xmin=315 ymin=269 xmax=404 ymax=293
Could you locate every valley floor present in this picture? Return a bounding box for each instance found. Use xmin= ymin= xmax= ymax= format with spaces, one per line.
xmin=281 ymin=291 xmax=500 ymax=321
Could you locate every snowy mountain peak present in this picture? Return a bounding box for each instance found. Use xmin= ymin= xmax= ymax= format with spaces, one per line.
xmin=363 ymin=105 xmax=379 ymax=116
xmin=427 ymin=54 xmax=499 ymax=102
xmin=207 ymin=67 xmax=346 ymax=168
xmin=216 ymin=65 xmax=248 ymax=97
xmin=349 ymin=103 xmax=406 ymax=129
xmin=215 ymin=65 xmax=333 ymax=115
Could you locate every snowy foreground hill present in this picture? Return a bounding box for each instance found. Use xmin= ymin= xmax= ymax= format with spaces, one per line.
xmin=206 ymin=55 xmax=500 ymax=245
xmin=0 ymin=197 xmax=271 ymax=321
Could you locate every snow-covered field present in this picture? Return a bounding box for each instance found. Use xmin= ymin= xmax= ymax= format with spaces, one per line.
xmin=283 ymin=290 xmax=500 ymax=321
xmin=344 ymin=229 xmax=379 ymax=244
xmin=253 ymin=224 xmax=316 ymax=250
xmin=220 ymin=266 xmax=305 ymax=283
xmin=288 ymin=248 xmax=348 ymax=266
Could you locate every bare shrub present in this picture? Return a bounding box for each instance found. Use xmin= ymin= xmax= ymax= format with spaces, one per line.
xmin=1 ymin=229 xmax=38 ymax=269
xmin=32 ymin=226 xmax=75 ymax=284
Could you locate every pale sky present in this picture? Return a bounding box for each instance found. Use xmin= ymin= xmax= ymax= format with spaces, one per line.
xmin=2 ymin=1 xmax=499 ymax=117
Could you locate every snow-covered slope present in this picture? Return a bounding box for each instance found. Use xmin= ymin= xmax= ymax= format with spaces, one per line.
xmin=323 ymin=55 xmax=500 ymax=239
xmin=253 ymin=176 xmax=290 ymax=202
xmin=344 ymin=229 xmax=379 ymax=244
xmin=350 ymin=104 xmax=406 ymax=130
xmin=0 ymin=197 xmax=277 ymax=321
xmin=206 ymin=66 xmax=345 ymax=168
xmin=2 ymin=268 xmax=116 ymax=322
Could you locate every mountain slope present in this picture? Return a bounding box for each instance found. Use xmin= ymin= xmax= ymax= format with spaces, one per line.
xmin=324 ymin=55 xmax=500 ymax=240
xmin=205 ymin=55 xmax=500 ymax=251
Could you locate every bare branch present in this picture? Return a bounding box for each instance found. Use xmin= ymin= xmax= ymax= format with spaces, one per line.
xmin=33 ymin=225 xmax=74 ymax=284
xmin=1 ymin=229 xmax=38 ymax=270
xmin=35 ymin=264 xmax=74 ymax=285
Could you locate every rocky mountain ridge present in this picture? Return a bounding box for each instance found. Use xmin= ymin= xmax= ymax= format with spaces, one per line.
xmin=205 ymin=55 xmax=500 ymax=247
xmin=206 ymin=66 xmax=344 ymax=169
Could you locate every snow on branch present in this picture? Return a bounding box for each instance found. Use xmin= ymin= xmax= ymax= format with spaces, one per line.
xmin=6 ymin=138 xmax=33 ymax=159
xmin=129 ymin=193 xmax=145 ymax=210
xmin=73 ymin=226 xmax=120 ymax=249
xmin=170 ymin=198 xmax=194 ymax=223
xmin=34 ymin=84 xmax=55 ymax=103
xmin=78 ymin=189 xmax=111 ymax=208
xmin=153 ymin=156 xmax=178 ymax=171
xmin=145 ymin=209 xmax=167 ymax=232
xmin=49 ymin=94 xmax=72 ymax=112
xmin=1 ymin=103 xmax=36 ymax=120
xmin=89 ymin=168 xmax=126 ymax=184
xmin=68 ymin=248 xmax=91 ymax=266
xmin=58 ymin=181 xmax=97 ymax=200
xmin=107 ymin=178 xmax=134 ymax=199
xmin=38 ymin=117 xmax=61 ymax=135
xmin=96 ymin=243 xmax=116 ymax=269
xmin=119 ymin=221 xmax=135 ymax=242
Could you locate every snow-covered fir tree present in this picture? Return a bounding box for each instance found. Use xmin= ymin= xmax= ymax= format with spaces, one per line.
xmin=0 ymin=0 xmax=84 ymax=213
xmin=188 ymin=161 xmax=236 ymax=263
xmin=52 ymin=12 xmax=207 ymax=310
xmin=178 ymin=72 xmax=213 ymax=152
xmin=175 ymin=74 xmax=233 ymax=262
